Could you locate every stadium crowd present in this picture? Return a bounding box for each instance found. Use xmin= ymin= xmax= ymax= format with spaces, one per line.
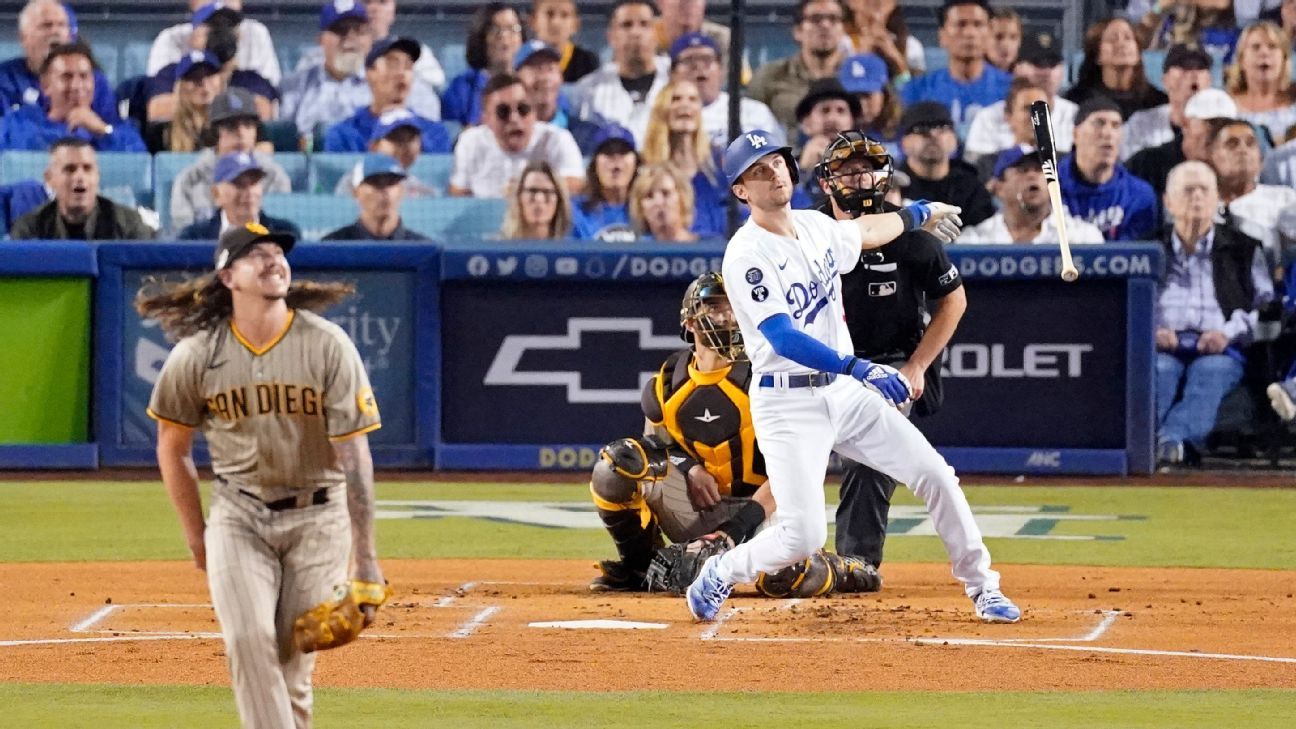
xmin=2 ymin=0 xmax=1296 ymax=465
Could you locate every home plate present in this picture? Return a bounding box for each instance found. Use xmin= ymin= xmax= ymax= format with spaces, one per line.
xmin=528 ymin=620 xmax=670 ymax=630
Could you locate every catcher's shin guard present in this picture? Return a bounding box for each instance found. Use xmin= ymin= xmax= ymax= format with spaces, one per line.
xmin=822 ymin=552 xmax=882 ymax=593
xmin=754 ymin=550 xmax=837 ymax=598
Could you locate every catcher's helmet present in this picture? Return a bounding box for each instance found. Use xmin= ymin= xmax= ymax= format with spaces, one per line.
xmin=680 ymin=272 xmax=744 ymax=361
xmin=817 ymin=131 xmax=893 ymax=216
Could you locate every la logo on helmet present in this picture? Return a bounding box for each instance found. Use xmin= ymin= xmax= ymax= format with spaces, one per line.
xmin=746 ymin=133 xmax=767 ymax=148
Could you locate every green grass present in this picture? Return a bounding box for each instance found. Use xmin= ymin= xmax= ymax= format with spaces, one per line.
xmin=4 ymin=685 xmax=1295 ymax=728
xmin=2 ymin=480 xmax=1294 ymax=569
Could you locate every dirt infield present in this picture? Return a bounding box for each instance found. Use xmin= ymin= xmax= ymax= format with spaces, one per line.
xmin=2 ymin=560 xmax=1294 ymax=692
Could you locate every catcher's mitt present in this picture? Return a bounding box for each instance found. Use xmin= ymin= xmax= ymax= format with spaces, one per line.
xmin=645 ymin=535 xmax=731 ymax=595
xmin=293 ymin=580 xmax=392 ymax=653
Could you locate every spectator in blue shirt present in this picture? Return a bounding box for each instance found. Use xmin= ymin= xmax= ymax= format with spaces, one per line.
xmin=514 ymin=40 xmax=571 ymax=130
xmin=571 ymin=123 xmax=640 ymax=241
xmin=0 ymin=41 xmax=146 ymax=152
xmin=0 ymin=179 xmax=49 ymax=237
xmin=177 ymin=152 xmax=301 ymax=240
xmin=0 ymin=0 xmax=116 ymax=118
xmin=1059 ymin=96 xmax=1160 ymax=241
xmin=441 ymin=3 xmax=526 ymax=125
xmin=277 ymin=0 xmax=374 ymax=140
xmin=899 ymin=0 xmax=1012 ymax=131
xmin=323 ymin=37 xmax=451 ymax=152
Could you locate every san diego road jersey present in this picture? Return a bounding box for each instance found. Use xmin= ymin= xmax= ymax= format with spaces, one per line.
xmin=641 ymin=349 xmax=765 ymax=497
xmin=147 ymin=309 xmax=381 ymax=494
xmin=722 ymin=209 xmax=861 ymax=374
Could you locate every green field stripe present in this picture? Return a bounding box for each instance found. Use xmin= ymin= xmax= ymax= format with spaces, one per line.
xmin=3 ymin=685 xmax=1294 ymax=728
xmin=1016 ymin=518 xmax=1059 ymax=536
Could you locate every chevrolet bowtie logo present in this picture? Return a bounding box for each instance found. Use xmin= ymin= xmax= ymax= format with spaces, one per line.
xmin=694 ymin=409 xmax=720 ymax=423
xmin=484 ymin=318 xmax=679 ymax=404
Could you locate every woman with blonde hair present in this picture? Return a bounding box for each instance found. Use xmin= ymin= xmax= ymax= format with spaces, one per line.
xmin=640 ymin=79 xmax=725 ymax=236
xmin=146 ymin=51 xmax=226 ymax=153
xmin=499 ymin=160 xmax=573 ymax=240
xmin=629 ymin=163 xmax=697 ymax=242
xmin=1227 ymin=21 xmax=1296 ymax=144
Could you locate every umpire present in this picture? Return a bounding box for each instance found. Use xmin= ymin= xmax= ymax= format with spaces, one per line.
xmin=814 ymin=131 xmax=968 ymax=569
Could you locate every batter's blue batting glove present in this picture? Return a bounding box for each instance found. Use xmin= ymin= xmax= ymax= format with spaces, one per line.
xmin=904 ymin=199 xmax=934 ymax=228
xmin=843 ymin=357 xmax=912 ymax=407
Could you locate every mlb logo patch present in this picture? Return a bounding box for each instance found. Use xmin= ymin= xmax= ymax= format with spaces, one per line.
xmin=868 ymin=281 xmax=897 ymax=297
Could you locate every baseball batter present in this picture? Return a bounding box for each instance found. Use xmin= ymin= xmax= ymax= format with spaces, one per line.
xmin=589 ymin=272 xmax=879 ymax=597
xmin=139 ymin=224 xmax=386 ymax=728
xmin=686 ymin=130 xmax=1021 ymax=624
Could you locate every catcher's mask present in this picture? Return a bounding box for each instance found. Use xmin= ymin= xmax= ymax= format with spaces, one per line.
xmin=817 ymin=131 xmax=893 ymax=217
xmin=679 ymin=272 xmax=744 ymax=361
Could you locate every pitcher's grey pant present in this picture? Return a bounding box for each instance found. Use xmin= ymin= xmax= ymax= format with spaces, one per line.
xmin=206 ymin=482 xmax=350 ymax=729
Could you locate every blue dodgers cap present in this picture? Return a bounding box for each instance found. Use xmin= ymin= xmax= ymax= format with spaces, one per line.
xmin=514 ymin=39 xmax=561 ymax=70
xmin=839 ymin=53 xmax=887 ymax=95
xmin=991 ymin=145 xmax=1041 ymax=179
xmin=366 ymin=35 xmax=421 ymax=68
xmin=213 ymin=152 xmax=266 ymax=184
xmin=192 ymin=1 xmax=242 ymax=27
xmin=177 ymin=50 xmax=221 ymax=79
xmin=320 ymin=0 xmax=367 ymax=31
xmin=357 ymin=153 xmax=408 ymax=185
xmin=722 ymin=130 xmax=800 ymax=190
xmin=367 ymin=107 xmax=422 ymax=143
xmin=590 ymin=122 xmax=636 ymax=153
xmin=669 ymin=31 xmax=720 ymax=62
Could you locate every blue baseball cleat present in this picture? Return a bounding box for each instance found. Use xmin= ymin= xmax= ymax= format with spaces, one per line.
xmin=973 ymin=589 xmax=1022 ymax=623
xmin=686 ymin=554 xmax=734 ymax=621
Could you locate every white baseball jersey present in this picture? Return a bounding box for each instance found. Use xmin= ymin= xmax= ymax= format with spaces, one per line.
xmin=722 ymin=210 xmax=861 ymax=375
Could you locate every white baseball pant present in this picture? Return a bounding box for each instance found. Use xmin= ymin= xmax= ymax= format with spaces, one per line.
xmin=714 ymin=377 xmax=999 ymax=598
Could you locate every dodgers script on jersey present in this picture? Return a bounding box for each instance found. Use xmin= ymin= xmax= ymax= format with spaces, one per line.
xmin=722 ymin=210 xmax=861 ymax=374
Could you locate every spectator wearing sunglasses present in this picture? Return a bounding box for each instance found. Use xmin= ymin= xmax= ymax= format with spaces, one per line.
xmin=322 ymin=36 xmax=451 ymax=152
xmin=450 ymin=72 xmax=584 ymax=198
xmin=499 ymin=160 xmax=574 ymax=239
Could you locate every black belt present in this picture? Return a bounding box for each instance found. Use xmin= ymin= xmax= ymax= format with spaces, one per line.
xmin=238 ymin=487 xmax=329 ymax=511
xmin=758 ymin=372 xmax=838 ymax=388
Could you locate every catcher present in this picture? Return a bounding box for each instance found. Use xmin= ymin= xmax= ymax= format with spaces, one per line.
xmin=141 ymin=224 xmax=390 ymax=728
xmin=589 ymin=272 xmax=880 ymax=598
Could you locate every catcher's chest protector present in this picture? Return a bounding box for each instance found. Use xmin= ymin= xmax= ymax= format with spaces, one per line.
xmin=656 ymin=353 xmax=766 ymax=497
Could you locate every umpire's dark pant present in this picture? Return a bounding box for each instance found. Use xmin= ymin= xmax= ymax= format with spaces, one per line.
xmin=834 ymin=357 xmax=943 ymax=566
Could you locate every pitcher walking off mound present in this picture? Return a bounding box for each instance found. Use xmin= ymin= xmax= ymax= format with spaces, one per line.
xmin=685 ymin=131 xmax=1021 ymax=624
xmin=139 ymin=223 xmax=387 ymax=728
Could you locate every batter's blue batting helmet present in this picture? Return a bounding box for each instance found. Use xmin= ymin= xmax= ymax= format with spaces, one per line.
xmin=722 ymin=130 xmax=800 ymax=191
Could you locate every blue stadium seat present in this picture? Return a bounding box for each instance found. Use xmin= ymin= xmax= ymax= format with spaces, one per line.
xmin=924 ymin=47 xmax=949 ymax=74
xmin=408 ymin=154 xmax=453 ymax=194
xmin=121 ymin=41 xmax=153 ymax=81
xmin=263 ymin=193 xmax=359 ymax=241
xmin=0 ymin=150 xmax=153 ymax=209
xmin=153 ymin=151 xmax=202 ymax=231
xmin=402 ymin=197 xmax=506 ymax=238
xmin=309 ymin=152 xmax=365 ymax=193
xmin=94 ymin=43 xmax=120 ymax=85
xmin=1143 ymin=49 xmax=1168 ymax=90
xmin=438 ymin=43 xmax=467 ymax=85
xmin=274 ymin=152 xmax=310 ymax=191
xmin=0 ymin=42 xmax=21 ymax=65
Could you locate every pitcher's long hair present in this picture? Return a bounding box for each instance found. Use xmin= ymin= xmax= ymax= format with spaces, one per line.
xmin=135 ymin=274 xmax=355 ymax=342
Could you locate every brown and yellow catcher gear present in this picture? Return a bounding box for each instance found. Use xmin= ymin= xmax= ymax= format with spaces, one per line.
xmin=680 ymin=272 xmax=744 ymax=361
xmin=755 ymin=551 xmax=882 ymax=598
xmin=293 ymin=579 xmax=392 ymax=653
xmin=644 ymin=350 xmax=765 ymax=497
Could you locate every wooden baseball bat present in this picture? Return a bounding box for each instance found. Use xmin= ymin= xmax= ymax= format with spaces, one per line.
xmin=1029 ymin=99 xmax=1079 ymax=282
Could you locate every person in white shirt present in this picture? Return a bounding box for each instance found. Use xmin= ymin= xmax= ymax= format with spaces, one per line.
xmin=960 ymin=146 xmax=1105 ymax=244
xmin=297 ymin=0 xmax=446 ymax=91
xmin=683 ymin=128 xmax=1019 ymax=626
xmin=965 ymin=77 xmax=1054 ymax=177
xmin=669 ymin=31 xmax=784 ymax=150
xmin=279 ymin=1 xmax=374 ymax=140
xmin=1208 ymin=118 xmax=1296 ymax=257
xmin=450 ymin=73 xmax=584 ymax=198
xmin=964 ymin=35 xmax=1076 ymax=163
xmin=147 ymin=0 xmax=281 ymax=85
xmin=1123 ymin=44 xmax=1214 ymax=161
xmin=570 ymin=0 xmax=671 ymax=144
